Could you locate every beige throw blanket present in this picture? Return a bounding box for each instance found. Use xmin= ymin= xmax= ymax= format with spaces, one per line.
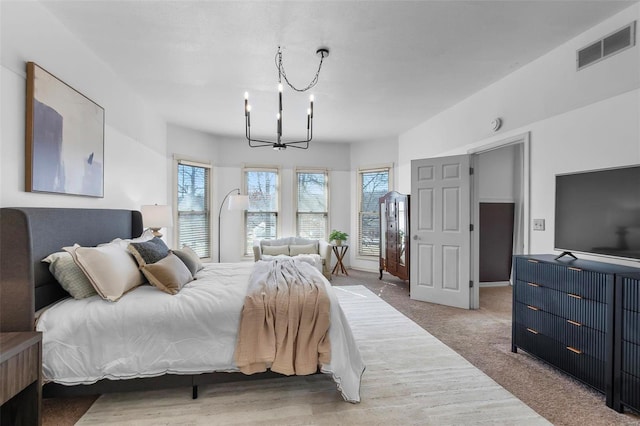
xmin=235 ymin=258 xmax=331 ymax=376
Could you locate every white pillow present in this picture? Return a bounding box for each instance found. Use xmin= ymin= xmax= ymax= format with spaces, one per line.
xmin=262 ymin=245 xmax=290 ymax=256
xmin=108 ymin=228 xmax=155 ymax=249
xmin=289 ymin=243 xmax=317 ymax=256
xmin=64 ymin=242 xmax=145 ymax=302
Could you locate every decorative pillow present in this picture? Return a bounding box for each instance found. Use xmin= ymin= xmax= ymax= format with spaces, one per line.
xmin=128 ymin=237 xmax=170 ymax=266
xmin=42 ymin=251 xmax=97 ymax=299
xmin=289 ymin=243 xmax=318 ymax=256
xmin=107 ymin=229 xmax=154 ymax=248
xmin=141 ymin=253 xmax=193 ymax=295
xmin=64 ymin=243 xmax=145 ymax=302
xmin=262 ymin=245 xmax=290 ymax=256
xmin=172 ymin=245 xmax=204 ymax=276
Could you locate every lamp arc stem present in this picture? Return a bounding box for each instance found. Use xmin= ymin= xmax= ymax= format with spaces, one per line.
xmin=218 ymin=188 xmax=241 ymax=263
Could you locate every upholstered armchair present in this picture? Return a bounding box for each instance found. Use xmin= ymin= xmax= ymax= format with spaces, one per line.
xmin=253 ymin=237 xmax=332 ymax=280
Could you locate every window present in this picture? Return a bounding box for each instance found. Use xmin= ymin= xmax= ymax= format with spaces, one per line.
xmin=296 ymin=169 xmax=328 ymax=240
xmin=358 ymin=166 xmax=391 ymax=257
xmin=244 ymin=168 xmax=279 ymax=255
xmin=176 ymin=160 xmax=211 ymax=258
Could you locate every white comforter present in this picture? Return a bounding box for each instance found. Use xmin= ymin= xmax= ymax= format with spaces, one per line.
xmin=36 ymin=262 xmax=365 ymax=402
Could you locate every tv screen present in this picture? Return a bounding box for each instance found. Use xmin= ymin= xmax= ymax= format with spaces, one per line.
xmin=555 ymin=165 xmax=640 ymax=261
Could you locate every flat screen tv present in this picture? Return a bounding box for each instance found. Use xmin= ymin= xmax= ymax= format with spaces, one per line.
xmin=555 ymin=165 xmax=640 ymax=261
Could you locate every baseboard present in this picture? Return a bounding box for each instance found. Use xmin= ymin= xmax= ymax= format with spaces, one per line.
xmin=479 ymin=281 xmax=510 ymax=287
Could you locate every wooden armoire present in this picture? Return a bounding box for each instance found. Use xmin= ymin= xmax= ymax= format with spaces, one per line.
xmin=379 ymin=191 xmax=410 ymax=280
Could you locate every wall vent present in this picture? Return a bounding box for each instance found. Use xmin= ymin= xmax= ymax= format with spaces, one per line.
xmin=577 ymin=21 xmax=636 ymax=70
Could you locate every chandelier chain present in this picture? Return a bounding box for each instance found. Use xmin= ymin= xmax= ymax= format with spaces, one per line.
xmin=275 ymin=47 xmax=325 ymax=92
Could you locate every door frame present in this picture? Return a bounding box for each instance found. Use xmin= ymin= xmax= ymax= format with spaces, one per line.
xmin=468 ymin=132 xmax=530 ymax=309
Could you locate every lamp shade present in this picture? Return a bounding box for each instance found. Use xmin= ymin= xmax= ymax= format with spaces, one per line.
xmin=141 ymin=204 xmax=173 ymax=228
xmin=228 ymin=194 xmax=250 ymax=211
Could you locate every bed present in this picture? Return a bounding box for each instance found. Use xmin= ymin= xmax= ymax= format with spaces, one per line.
xmin=0 ymin=207 xmax=365 ymax=402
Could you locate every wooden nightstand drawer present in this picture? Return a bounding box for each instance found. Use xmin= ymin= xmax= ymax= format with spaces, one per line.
xmin=0 ymin=332 xmax=42 ymax=425
xmin=0 ymin=343 xmax=39 ymax=404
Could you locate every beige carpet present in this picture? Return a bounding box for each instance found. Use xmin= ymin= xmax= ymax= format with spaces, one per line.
xmin=76 ymin=285 xmax=548 ymax=425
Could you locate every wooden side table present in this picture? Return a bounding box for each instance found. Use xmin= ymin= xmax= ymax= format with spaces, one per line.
xmin=331 ymin=244 xmax=349 ymax=276
xmin=0 ymin=332 xmax=42 ymax=426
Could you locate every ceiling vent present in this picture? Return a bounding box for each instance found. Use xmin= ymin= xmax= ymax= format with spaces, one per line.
xmin=577 ymin=21 xmax=636 ymax=70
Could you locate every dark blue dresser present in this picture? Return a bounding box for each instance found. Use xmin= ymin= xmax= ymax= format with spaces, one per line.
xmin=512 ymin=254 xmax=640 ymax=411
xmin=614 ymin=272 xmax=640 ymax=413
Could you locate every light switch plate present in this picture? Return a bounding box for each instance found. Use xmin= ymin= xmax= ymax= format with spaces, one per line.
xmin=533 ymin=219 xmax=545 ymax=231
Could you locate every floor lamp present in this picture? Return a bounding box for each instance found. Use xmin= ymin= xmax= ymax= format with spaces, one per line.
xmin=218 ymin=188 xmax=250 ymax=262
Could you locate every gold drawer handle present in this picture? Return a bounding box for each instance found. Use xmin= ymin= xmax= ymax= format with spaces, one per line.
xmin=526 ymin=328 xmax=539 ymax=335
xmin=527 ymin=259 xmax=539 ymax=264
xmin=566 ymin=346 xmax=583 ymax=355
xmin=568 ymin=267 xmax=582 ymax=272
xmin=567 ymin=293 xmax=583 ymax=300
xmin=567 ymin=319 xmax=582 ymax=327
xmin=527 ymin=305 xmax=539 ymax=311
xmin=527 ymin=282 xmax=540 ymax=287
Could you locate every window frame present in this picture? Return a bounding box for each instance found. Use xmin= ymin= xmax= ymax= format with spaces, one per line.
xmin=356 ymin=164 xmax=393 ymax=258
xmin=174 ymin=158 xmax=212 ymax=260
xmin=243 ymin=165 xmax=281 ymax=256
xmin=294 ymin=168 xmax=330 ymax=241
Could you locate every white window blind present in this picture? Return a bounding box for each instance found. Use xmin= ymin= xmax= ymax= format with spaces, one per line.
xmin=358 ymin=167 xmax=390 ymax=256
xmin=296 ymin=170 xmax=328 ymax=240
xmin=244 ymin=169 xmax=279 ymax=255
xmin=177 ymin=161 xmax=210 ymax=258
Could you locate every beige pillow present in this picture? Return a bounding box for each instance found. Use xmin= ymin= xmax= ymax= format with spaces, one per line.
xmin=262 ymin=245 xmax=290 ymax=256
xmin=141 ymin=253 xmax=193 ymax=295
xmin=289 ymin=243 xmax=317 ymax=256
xmin=64 ymin=243 xmax=145 ymax=302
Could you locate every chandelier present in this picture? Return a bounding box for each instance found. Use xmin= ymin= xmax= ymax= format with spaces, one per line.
xmin=244 ymin=46 xmax=329 ymax=150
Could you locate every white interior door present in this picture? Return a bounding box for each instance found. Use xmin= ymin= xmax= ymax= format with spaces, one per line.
xmin=410 ymin=155 xmax=471 ymax=309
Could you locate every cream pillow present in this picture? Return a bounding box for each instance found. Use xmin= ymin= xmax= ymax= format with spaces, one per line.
xmin=141 ymin=253 xmax=193 ymax=295
xmin=262 ymin=245 xmax=290 ymax=256
xmin=42 ymin=251 xmax=97 ymax=299
xmin=64 ymin=243 xmax=145 ymax=302
xmin=289 ymin=243 xmax=317 ymax=256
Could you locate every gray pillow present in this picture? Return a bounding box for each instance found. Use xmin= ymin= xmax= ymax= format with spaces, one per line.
xmin=172 ymin=245 xmax=204 ymax=276
xmin=262 ymin=245 xmax=289 ymax=256
xmin=128 ymin=237 xmax=170 ymax=266
xmin=289 ymin=243 xmax=317 ymax=256
xmin=141 ymin=253 xmax=193 ymax=295
xmin=42 ymin=251 xmax=97 ymax=299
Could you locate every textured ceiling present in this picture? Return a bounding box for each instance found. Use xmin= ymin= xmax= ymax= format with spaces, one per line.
xmin=41 ymin=0 xmax=636 ymax=144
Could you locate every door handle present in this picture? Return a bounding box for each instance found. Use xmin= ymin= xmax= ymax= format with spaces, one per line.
xmin=413 ymin=235 xmax=420 ymax=240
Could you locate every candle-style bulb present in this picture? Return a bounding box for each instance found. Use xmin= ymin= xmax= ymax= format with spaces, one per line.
xmin=278 ymin=83 xmax=283 ymax=93
xmin=247 ymin=105 xmax=251 ymax=112
xmin=277 ymin=113 xmax=281 ymax=120
xmin=309 ymin=94 xmax=315 ymax=102
xmin=244 ymin=91 xmax=249 ymax=100
xmin=307 ymin=108 xmax=311 ymax=116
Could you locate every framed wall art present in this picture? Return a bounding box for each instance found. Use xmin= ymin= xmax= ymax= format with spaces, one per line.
xmin=25 ymin=62 xmax=105 ymax=197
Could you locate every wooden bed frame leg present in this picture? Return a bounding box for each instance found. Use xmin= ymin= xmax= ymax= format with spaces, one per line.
xmin=192 ymin=385 xmax=198 ymax=399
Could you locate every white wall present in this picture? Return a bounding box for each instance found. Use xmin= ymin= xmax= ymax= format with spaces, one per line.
xmin=0 ymin=1 xmax=168 ymax=230
xmin=349 ymin=137 xmax=400 ymax=272
xmin=167 ymin=124 xmax=352 ymax=263
xmin=399 ymin=4 xmax=640 ymax=267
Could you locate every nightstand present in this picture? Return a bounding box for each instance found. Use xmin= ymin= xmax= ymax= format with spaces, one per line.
xmin=331 ymin=244 xmax=349 ymax=276
xmin=1 ymin=332 xmax=42 ymax=426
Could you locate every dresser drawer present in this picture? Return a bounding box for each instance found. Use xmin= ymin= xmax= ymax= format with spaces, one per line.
xmin=514 ymin=280 xmax=607 ymax=331
xmin=514 ymin=323 xmax=606 ymax=391
xmin=622 ymin=340 xmax=640 ymax=378
xmin=515 ymin=302 xmax=606 ymax=360
xmin=621 ymin=372 xmax=640 ymax=412
xmin=514 ymin=257 xmax=611 ymax=302
xmin=622 ymin=276 xmax=640 ymax=313
xmin=623 ymin=309 xmax=640 ymax=345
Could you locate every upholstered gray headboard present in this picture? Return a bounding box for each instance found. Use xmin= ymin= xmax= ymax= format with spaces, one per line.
xmin=0 ymin=207 xmax=143 ymax=332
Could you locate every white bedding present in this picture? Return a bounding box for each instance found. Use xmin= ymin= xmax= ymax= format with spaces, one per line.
xmin=36 ymin=262 xmax=365 ymax=402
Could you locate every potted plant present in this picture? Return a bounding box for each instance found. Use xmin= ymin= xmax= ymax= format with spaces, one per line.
xmin=329 ymin=230 xmax=349 ymax=246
